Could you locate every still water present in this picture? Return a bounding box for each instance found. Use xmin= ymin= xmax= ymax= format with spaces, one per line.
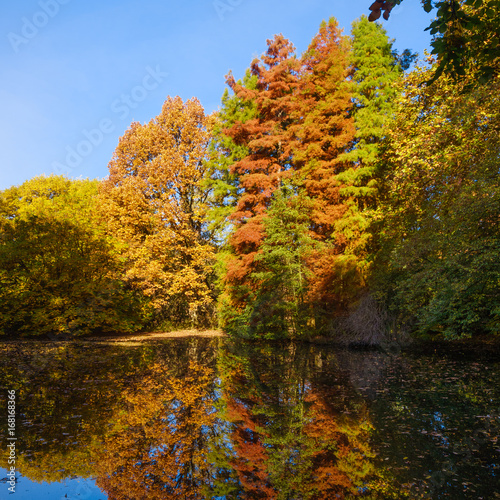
xmin=0 ymin=338 xmax=499 ymax=499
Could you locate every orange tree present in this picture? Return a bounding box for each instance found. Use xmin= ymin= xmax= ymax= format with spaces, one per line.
xmin=221 ymin=34 xmax=303 ymax=316
xmin=99 ymin=96 xmax=217 ymax=328
xmin=218 ymin=19 xmax=359 ymax=335
xmin=291 ymin=18 xmax=356 ymax=320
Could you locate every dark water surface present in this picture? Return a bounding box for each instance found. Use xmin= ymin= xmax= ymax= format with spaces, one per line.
xmin=0 ymin=338 xmax=499 ymax=499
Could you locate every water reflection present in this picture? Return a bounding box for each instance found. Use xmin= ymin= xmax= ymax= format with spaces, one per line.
xmin=0 ymin=339 xmax=499 ymax=499
xmin=213 ymin=342 xmax=383 ymax=499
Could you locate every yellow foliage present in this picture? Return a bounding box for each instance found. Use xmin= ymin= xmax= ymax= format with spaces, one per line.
xmin=99 ymin=96 xmax=217 ymax=326
xmin=92 ymin=361 xmax=216 ymax=499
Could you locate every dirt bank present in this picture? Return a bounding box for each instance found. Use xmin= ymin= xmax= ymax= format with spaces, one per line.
xmin=84 ymin=329 xmax=226 ymax=343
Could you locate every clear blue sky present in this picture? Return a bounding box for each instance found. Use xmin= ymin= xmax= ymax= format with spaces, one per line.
xmin=0 ymin=0 xmax=432 ymax=190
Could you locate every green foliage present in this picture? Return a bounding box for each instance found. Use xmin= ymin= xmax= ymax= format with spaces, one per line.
xmin=222 ymin=181 xmax=317 ymax=339
xmin=376 ymin=65 xmax=500 ymax=338
xmin=0 ymin=175 xmax=142 ymax=337
xmin=204 ymin=70 xmax=258 ymax=246
xmin=250 ymin=181 xmax=318 ymax=338
xmin=425 ymin=0 xmax=500 ymax=84
xmin=327 ymin=16 xmax=405 ymax=320
xmin=342 ymin=16 xmax=402 ymax=180
xmin=369 ymin=0 xmax=500 ymax=84
xmin=205 ymin=72 xmax=260 ymax=332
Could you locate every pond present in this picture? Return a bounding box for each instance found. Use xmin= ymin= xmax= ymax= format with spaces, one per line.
xmin=0 ymin=337 xmax=499 ymax=499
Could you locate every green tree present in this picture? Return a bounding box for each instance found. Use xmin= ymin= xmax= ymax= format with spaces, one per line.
xmin=376 ymin=64 xmax=500 ymax=338
xmin=204 ymin=70 xmax=258 ymax=245
xmin=368 ymin=0 xmax=500 ymax=84
xmin=342 ymin=15 xmax=403 ymax=181
xmin=332 ymin=16 xmax=406 ymax=323
xmin=242 ymin=181 xmax=317 ymax=338
xmin=0 ymin=175 xmax=139 ymax=336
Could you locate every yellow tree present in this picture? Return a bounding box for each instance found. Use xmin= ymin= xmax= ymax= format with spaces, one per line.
xmin=100 ymin=96 xmax=216 ymax=327
xmin=0 ymin=175 xmax=140 ymax=336
xmin=92 ymin=361 xmax=217 ymax=500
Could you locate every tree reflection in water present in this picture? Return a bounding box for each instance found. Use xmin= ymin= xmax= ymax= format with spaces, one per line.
xmin=0 ymin=338 xmax=498 ymax=499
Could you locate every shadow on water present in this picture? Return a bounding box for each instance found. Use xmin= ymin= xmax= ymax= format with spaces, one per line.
xmin=0 ymin=338 xmax=499 ymax=499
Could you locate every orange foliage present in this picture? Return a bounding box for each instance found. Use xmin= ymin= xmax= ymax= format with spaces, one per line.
xmin=304 ymin=390 xmax=375 ymax=498
xmin=222 ymin=21 xmax=356 ymax=317
xmin=223 ymin=35 xmax=303 ymax=297
xmin=226 ymin=398 xmax=277 ymax=499
xmin=99 ymin=96 xmax=216 ymax=325
xmin=293 ymin=19 xmax=357 ymax=312
xmin=93 ymin=361 xmax=216 ymax=499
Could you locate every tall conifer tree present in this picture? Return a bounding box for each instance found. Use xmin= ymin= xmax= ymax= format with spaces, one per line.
xmin=340 ymin=16 xmax=401 ymax=199
xmin=246 ymin=181 xmax=317 ymax=337
xmin=221 ymin=35 xmax=303 ymax=312
xmin=291 ymin=18 xmax=356 ymax=317
xmin=204 ymin=71 xmax=258 ymax=245
xmin=330 ymin=16 xmax=403 ymax=311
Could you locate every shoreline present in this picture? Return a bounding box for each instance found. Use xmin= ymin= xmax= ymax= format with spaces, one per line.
xmin=1 ymin=331 xmax=498 ymax=357
xmin=0 ymin=329 xmax=226 ymax=344
xmin=85 ymin=329 xmax=226 ymax=342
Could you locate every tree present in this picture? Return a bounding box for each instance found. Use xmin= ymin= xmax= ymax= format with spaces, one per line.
xmin=376 ymin=63 xmax=500 ymax=338
xmin=292 ymin=18 xmax=354 ymax=241
xmin=204 ymin=70 xmax=258 ymax=245
xmin=220 ymin=34 xmax=303 ymax=317
xmin=220 ymin=19 xmax=362 ymax=333
xmin=291 ymin=18 xmax=357 ymax=318
xmin=100 ymin=96 xmax=216 ymax=328
xmin=204 ymin=71 xmax=259 ymax=330
xmin=368 ymin=0 xmax=500 ymax=84
xmin=341 ymin=15 xmax=403 ymax=180
xmin=0 ymin=175 xmax=139 ymax=336
xmin=330 ymin=16 xmax=406 ymax=326
xmin=242 ymin=181 xmax=317 ymax=337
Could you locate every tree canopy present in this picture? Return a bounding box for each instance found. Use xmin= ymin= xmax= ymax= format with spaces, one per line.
xmin=0 ymin=175 xmax=140 ymax=336
xmin=368 ymin=0 xmax=500 ymax=83
xmin=99 ymin=96 xmax=217 ymax=328
xmin=2 ymin=10 xmax=498 ymax=342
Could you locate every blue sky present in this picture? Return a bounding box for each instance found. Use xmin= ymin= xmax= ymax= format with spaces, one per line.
xmin=0 ymin=0 xmax=433 ymax=190
xmin=0 ymin=469 xmax=105 ymax=500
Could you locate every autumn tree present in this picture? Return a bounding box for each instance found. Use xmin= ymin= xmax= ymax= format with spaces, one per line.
xmin=368 ymin=0 xmax=500 ymax=84
xmin=219 ymin=34 xmax=303 ymax=322
xmin=291 ymin=18 xmax=356 ymax=319
xmin=100 ymin=96 xmax=216 ymax=328
xmin=204 ymin=71 xmax=260 ymax=330
xmin=376 ymin=64 xmax=500 ymax=338
xmin=219 ymin=19 xmax=361 ymax=333
xmin=236 ymin=181 xmax=318 ymax=338
xmin=0 ymin=175 xmax=139 ymax=336
xmin=204 ymin=70 xmax=258 ymax=244
xmin=326 ymin=16 xmax=407 ymax=329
